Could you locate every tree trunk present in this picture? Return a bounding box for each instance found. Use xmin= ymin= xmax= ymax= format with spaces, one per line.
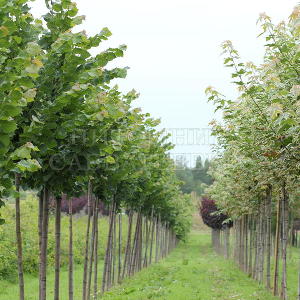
xmin=82 ymin=181 xmax=92 ymax=300
xmin=281 ymin=182 xmax=288 ymax=300
xmin=112 ymin=209 xmax=117 ymax=285
xmin=15 ymin=173 xmax=24 ymax=300
xmin=245 ymin=215 xmax=248 ymax=273
xmin=122 ymin=211 xmax=133 ymax=280
xmin=248 ymin=216 xmax=253 ymax=276
xmin=149 ymin=215 xmax=155 ymax=265
xmin=38 ymin=190 xmax=43 ymax=300
xmin=298 ymin=244 xmax=300 ymax=300
xmin=266 ymin=186 xmax=272 ymax=290
xmin=130 ymin=213 xmax=140 ymax=276
xmin=118 ymin=213 xmax=122 ymax=283
xmin=40 ymin=187 xmax=50 ymax=300
xmin=273 ymin=195 xmax=282 ymax=296
xmin=155 ymin=216 xmax=159 ymax=263
xmin=87 ymin=197 xmax=97 ymax=300
xmin=54 ymin=196 xmax=62 ymax=300
xmin=68 ymin=198 xmax=74 ymax=300
xmin=93 ymin=198 xmax=99 ymax=300
xmin=101 ymin=202 xmax=115 ymax=293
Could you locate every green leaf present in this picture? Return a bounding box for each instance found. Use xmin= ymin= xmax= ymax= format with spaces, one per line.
xmin=0 ymin=135 xmax=10 ymax=148
xmin=26 ymin=42 xmax=41 ymax=56
xmin=0 ymin=120 xmax=17 ymax=133
xmin=16 ymin=159 xmax=41 ymax=172
xmin=105 ymin=156 xmax=115 ymax=164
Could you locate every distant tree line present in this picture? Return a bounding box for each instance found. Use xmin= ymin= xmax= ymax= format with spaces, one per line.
xmin=175 ymin=156 xmax=213 ymax=195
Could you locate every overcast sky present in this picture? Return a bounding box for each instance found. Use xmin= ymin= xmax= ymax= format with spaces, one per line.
xmin=30 ymin=0 xmax=297 ymax=165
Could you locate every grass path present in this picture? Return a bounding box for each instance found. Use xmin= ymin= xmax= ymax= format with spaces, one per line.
xmin=1 ymin=230 xmax=296 ymax=299
xmin=102 ymin=231 xmax=280 ymax=300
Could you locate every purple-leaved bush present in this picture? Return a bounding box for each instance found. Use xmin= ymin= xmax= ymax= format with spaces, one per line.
xmin=200 ymin=197 xmax=232 ymax=229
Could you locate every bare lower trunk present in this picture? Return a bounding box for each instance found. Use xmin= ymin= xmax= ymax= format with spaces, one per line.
xmin=266 ymin=186 xmax=272 ymax=290
xmin=54 ymin=196 xmax=62 ymax=300
xmin=122 ymin=211 xmax=133 ymax=280
xmin=129 ymin=213 xmax=140 ymax=276
xmin=149 ymin=215 xmax=155 ymax=265
xmin=281 ymin=182 xmax=288 ymax=300
xmin=273 ymin=195 xmax=281 ymax=296
xmin=68 ymin=198 xmax=74 ymax=300
xmin=93 ymin=198 xmax=99 ymax=299
xmin=38 ymin=191 xmax=43 ymax=300
xmin=82 ymin=181 xmax=92 ymax=300
xmin=248 ymin=215 xmax=254 ymax=276
xmin=212 ymin=228 xmax=220 ymax=253
xmin=245 ymin=216 xmax=248 ymax=273
xmin=225 ymin=226 xmax=230 ymax=259
xmin=87 ymin=197 xmax=97 ymax=300
xmin=40 ymin=187 xmax=50 ymax=300
xmin=112 ymin=209 xmax=117 ymax=285
xmin=298 ymin=245 xmax=300 ymax=300
xmin=101 ymin=202 xmax=115 ymax=293
xmin=15 ymin=173 xmax=24 ymax=300
xmin=155 ymin=216 xmax=159 ymax=263
xmin=118 ymin=213 xmax=122 ymax=283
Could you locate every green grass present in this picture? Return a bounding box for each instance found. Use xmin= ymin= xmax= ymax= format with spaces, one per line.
xmin=1 ymin=230 xmax=298 ymax=299
xmin=0 ymin=263 xmax=104 ymax=300
xmin=101 ymin=231 xmax=281 ymax=300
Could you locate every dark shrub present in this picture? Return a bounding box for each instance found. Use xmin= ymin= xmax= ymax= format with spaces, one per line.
xmin=50 ymin=194 xmax=109 ymax=215
xmin=200 ymin=197 xmax=232 ymax=229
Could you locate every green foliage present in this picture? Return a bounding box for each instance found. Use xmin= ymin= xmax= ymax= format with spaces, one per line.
xmin=0 ymin=193 xmax=126 ymax=281
xmin=175 ymin=156 xmax=212 ymax=195
xmin=0 ymin=0 xmax=42 ymax=220
xmin=206 ymin=6 xmax=300 ymax=218
xmin=0 ymin=0 xmax=192 ymax=246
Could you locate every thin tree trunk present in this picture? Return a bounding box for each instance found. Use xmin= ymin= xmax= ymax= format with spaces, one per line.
xmin=138 ymin=216 xmax=143 ymax=270
xmin=298 ymin=244 xmax=300 ymax=300
xmin=224 ymin=226 xmax=230 ymax=259
xmin=108 ymin=204 xmax=116 ymax=289
xmin=129 ymin=213 xmax=140 ymax=276
xmin=101 ymin=202 xmax=115 ymax=293
xmin=266 ymin=186 xmax=272 ymax=290
xmin=155 ymin=216 xmax=159 ymax=263
xmin=40 ymin=187 xmax=50 ymax=300
xmin=245 ymin=215 xmax=248 ymax=273
xmin=259 ymin=202 xmax=264 ymax=283
xmin=87 ymin=197 xmax=97 ymax=300
xmin=54 ymin=196 xmax=62 ymax=300
xmin=149 ymin=214 xmax=155 ymax=265
xmin=93 ymin=198 xmax=99 ymax=300
xmin=38 ymin=190 xmax=43 ymax=300
xmin=112 ymin=209 xmax=117 ymax=285
xmin=273 ymin=195 xmax=282 ymax=296
xmin=281 ymin=182 xmax=288 ymax=300
xmin=118 ymin=213 xmax=122 ymax=283
xmin=249 ymin=216 xmax=253 ymax=275
xmin=82 ymin=181 xmax=92 ymax=300
xmin=15 ymin=173 xmax=24 ymax=300
xmin=253 ymin=219 xmax=258 ymax=280
xmin=68 ymin=198 xmax=74 ymax=300
xmin=122 ymin=211 xmax=133 ymax=280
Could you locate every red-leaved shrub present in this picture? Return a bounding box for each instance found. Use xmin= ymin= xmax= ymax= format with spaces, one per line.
xmin=200 ymin=197 xmax=232 ymax=229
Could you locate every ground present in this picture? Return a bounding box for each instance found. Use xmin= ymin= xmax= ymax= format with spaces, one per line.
xmin=101 ymin=231 xmax=280 ymax=300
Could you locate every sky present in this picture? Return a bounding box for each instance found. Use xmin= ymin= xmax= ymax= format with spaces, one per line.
xmin=30 ymin=0 xmax=297 ymax=166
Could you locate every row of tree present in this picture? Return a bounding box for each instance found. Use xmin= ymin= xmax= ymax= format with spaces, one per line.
xmin=0 ymin=0 xmax=193 ymax=299
xmin=206 ymin=6 xmax=300 ymax=300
